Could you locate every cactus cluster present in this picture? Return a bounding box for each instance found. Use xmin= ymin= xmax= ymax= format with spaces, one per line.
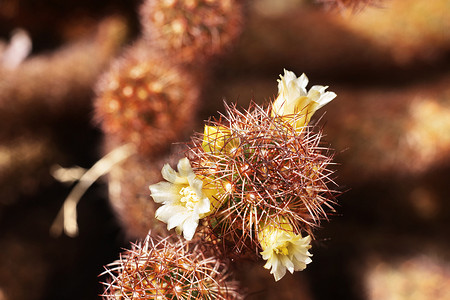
xmin=147 ymin=69 xmax=338 ymax=282
xmin=102 ymin=67 xmax=338 ymax=297
xmin=99 ymin=0 xmax=338 ymax=296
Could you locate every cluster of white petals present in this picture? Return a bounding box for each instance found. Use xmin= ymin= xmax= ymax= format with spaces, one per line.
xmin=272 ymin=69 xmax=336 ymax=128
xmin=259 ymin=221 xmax=312 ymax=281
xmin=149 ymin=158 xmax=211 ymax=240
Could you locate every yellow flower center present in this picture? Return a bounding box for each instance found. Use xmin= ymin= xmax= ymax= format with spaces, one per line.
xmin=179 ymin=186 xmax=200 ymax=210
xmin=273 ymin=241 xmax=290 ymax=256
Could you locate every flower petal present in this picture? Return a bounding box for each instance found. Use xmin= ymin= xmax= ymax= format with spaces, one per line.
xmin=292 ymin=256 xmax=309 ymax=271
xmin=177 ymin=157 xmax=192 ymax=178
xmin=155 ymin=204 xmax=185 ymax=224
xmin=155 ymin=204 xmax=176 ymax=223
xmin=181 ymin=217 xmax=199 ymax=240
xmin=309 ymin=85 xmax=328 ymax=94
xmin=269 ymin=254 xmax=279 ymax=273
xmin=149 ymin=182 xmax=178 ymax=203
xmin=197 ymin=197 xmax=211 ymax=215
xmin=280 ymin=255 xmax=295 ymax=274
xmin=261 ymin=248 xmax=274 ymax=261
xmin=167 ymin=210 xmax=190 ymax=230
xmin=271 ymin=259 xmax=287 ymax=282
xmin=296 ymin=72 xmax=309 ymax=90
xmin=188 ymin=174 xmax=203 ymax=194
xmin=263 ymin=254 xmax=274 ymax=270
xmin=317 ymin=91 xmax=337 ymax=109
xmin=161 ymin=163 xmax=178 ymax=183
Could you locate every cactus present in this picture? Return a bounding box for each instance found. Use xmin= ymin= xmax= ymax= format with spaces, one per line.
xmin=188 ymin=102 xmax=336 ymax=253
xmin=102 ymin=233 xmax=242 ymax=299
xmin=139 ymin=0 xmax=245 ymax=64
xmin=95 ymin=40 xmax=201 ymax=157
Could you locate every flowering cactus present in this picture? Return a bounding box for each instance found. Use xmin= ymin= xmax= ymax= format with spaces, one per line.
xmin=149 ymin=69 xmax=338 ymax=281
xmin=102 ymin=234 xmax=242 ymax=299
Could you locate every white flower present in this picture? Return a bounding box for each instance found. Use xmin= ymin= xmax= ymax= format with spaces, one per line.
xmin=149 ymin=158 xmax=210 ymax=240
xmin=258 ymin=219 xmax=312 ymax=281
xmin=272 ymin=69 xmax=336 ymax=128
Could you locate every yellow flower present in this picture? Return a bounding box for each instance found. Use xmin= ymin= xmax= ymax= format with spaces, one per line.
xmin=198 ymin=175 xmax=229 ymax=215
xmin=199 ymin=125 xmax=240 ymax=214
xmin=149 ymin=158 xmax=211 ymax=240
xmin=258 ymin=218 xmax=312 ymax=281
xmin=202 ymin=125 xmax=239 ymax=154
xmin=272 ymin=69 xmax=336 ymax=129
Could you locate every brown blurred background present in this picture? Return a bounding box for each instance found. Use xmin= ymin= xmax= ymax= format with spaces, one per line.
xmin=1 ymin=0 xmax=449 ymax=299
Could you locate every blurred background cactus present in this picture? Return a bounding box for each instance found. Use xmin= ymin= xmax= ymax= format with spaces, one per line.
xmin=95 ymin=40 xmax=201 ymax=157
xmin=1 ymin=0 xmax=449 ymax=299
xmin=139 ymin=0 xmax=245 ymax=64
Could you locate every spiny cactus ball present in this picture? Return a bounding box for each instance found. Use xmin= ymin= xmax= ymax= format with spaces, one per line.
xmin=140 ymin=0 xmax=245 ymax=63
xmin=102 ymin=234 xmax=242 ymax=299
xmin=95 ymin=41 xmax=200 ymax=156
xmin=188 ymin=102 xmax=336 ymax=253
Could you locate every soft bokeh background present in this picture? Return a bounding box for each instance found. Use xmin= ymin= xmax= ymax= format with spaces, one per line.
xmin=1 ymin=0 xmax=449 ymax=299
